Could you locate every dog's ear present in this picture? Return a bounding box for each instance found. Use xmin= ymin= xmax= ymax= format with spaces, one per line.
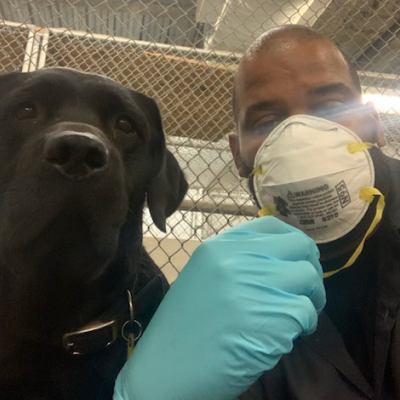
xmin=147 ymin=150 xmax=188 ymax=232
xmin=129 ymin=89 xmax=188 ymax=231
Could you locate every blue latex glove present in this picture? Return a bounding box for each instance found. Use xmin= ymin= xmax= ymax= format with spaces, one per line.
xmin=114 ymin=217 xmax=325 ymax=400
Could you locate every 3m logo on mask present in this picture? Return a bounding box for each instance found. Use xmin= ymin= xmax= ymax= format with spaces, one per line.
xmin=273 ymin=196 xmax=291 ymax=217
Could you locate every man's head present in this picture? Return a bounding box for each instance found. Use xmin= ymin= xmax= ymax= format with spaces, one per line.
xmin=229 ymin=25 xmax=385 ymax=178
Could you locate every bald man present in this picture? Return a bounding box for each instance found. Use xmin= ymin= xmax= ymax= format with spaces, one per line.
xmin=229 ymin=25 xmax=400 ymax=400
xmin=115 ymin=26 xmax=400 ymax=400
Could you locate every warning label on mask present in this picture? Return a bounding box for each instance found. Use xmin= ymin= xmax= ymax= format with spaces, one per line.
xmin=272 ymin=180 xmax=352 ymax=231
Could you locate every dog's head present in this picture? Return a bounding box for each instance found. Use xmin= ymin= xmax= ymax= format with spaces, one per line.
xmin=0 ymin=67 xmax=188 ymax=277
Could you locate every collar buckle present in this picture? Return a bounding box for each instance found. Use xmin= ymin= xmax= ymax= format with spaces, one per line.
xmin=62 ymin=319 xmax=119 ymax=355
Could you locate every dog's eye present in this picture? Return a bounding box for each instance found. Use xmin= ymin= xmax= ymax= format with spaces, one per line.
xmin=16 ymin=105 xmax=37 ymax=121
xmin=116 ymin=116 xmax=136 ymax=135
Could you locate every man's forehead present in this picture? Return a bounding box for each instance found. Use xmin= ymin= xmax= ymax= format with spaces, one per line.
xmin=236 ymin=39 xmax=352 ymax=93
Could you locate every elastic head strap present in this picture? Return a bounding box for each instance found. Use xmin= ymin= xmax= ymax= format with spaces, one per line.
xmin=252 ymin=165 xmax=266 ymax=176
xmin=323 ymin=187 xmax=385 ymax=278
xmin=347 ymin=142 xmax=377 ymax=154
xmin=258 ymin=205 xmax=274 ymax=217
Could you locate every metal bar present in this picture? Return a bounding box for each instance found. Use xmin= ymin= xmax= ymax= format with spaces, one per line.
xmin=167 ymin=136 xmax=230 ymax=151
xmin=37 ymin=28 xmax=49 ymax=69
xmin=4 ymin=18 xmax=400 ymax=82
xmin=42 ymin=23 xmax=400 ymax=82
xmin=45 ymin=25 xmax=243 ymax=64
xmin=178 ymin=198 xmax=257 ymax=217
xmin=22 ymin=27 xmax=35 ymax=73
xmin=28 ymin=27 xmax=41 ymax=72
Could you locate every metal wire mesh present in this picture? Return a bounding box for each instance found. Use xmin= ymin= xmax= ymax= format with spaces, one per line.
xmin=1 ymin=0 xmax=399 ymax=282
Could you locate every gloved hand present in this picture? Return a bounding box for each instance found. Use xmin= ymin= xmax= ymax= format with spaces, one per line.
xmin=114 ymin=217 xmax=325 ymax=400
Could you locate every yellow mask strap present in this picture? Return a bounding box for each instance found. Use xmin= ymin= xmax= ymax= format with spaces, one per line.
xmin=252 ymin=165 xmax=266 ymax=176
xmin=323 ymin=187 xmax=385 ymax=278
xmin=347 ymin=142 xmax=377 ymax=154
xmin=258 ymin=205 xmax=275 ymax=217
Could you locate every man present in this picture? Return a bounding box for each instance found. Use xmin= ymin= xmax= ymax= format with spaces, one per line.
xmin=114 ymin=25 xmax=400 ymax=400
xmin=228 ymin=25 xmax=400 ymax=399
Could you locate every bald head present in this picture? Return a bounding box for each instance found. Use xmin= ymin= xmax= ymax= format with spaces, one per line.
xmin=232 ymin=25 xmax=361 ymax=122
xmin=246 ymin=25 xmax=329 ymax=57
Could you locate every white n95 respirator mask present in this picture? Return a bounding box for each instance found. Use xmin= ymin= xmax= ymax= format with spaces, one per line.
xmin=252 ymin=115 xmax=385 ymax=278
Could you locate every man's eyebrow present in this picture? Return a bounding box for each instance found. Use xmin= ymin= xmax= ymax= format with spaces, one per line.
xmin=307 ymin=83 xmax=354 ymax=97
xmin=243 ymin=99 xmax=280 ymax=119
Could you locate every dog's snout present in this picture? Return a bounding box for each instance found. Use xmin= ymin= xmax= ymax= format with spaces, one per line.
xmin=44 ymin=131 xmax=109 ymax=179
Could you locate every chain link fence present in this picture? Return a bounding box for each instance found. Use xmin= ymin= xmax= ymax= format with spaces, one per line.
xmin=1 ymin=0 xmax=399 ymax=281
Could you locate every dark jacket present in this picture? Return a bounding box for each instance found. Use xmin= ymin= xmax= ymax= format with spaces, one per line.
xmin=239 ymin=155 xmax=400 ymax=400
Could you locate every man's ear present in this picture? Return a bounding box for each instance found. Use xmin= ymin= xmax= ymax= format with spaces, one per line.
xmin=365 ymin=101 xmax=386 ymax=147
xmin=228 ymin=132 xmax=248 ymax=177
xmin=147 ymin=150 xmax=188 ymax=232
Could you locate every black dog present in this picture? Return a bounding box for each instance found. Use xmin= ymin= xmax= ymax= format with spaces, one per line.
xmin=0 ymin=68 xmax=188 ymax=399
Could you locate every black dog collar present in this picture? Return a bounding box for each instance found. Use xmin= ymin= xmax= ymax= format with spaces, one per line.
xmin=62 ymin=274 xmax=165 ymax=355
xmin=62 ymin=290 xmax=140 ymax=356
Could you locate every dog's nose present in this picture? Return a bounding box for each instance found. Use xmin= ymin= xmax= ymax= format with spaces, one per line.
xmin=44 ymin=131 xmax=109 ymax=179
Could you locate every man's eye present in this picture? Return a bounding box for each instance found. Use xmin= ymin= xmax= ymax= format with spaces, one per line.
xmin=253 ymin=119 xmax=282 ymax=136
xmin=312 ymin=101 xmax=345 ymax=119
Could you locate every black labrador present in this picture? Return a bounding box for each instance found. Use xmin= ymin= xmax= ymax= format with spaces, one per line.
xmin=0 ymin=68 xmax=188 ymax=400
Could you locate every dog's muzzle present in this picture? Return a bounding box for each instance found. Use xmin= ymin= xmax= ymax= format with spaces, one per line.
xmin=44 ymin=131 xmax=109 ymax=180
